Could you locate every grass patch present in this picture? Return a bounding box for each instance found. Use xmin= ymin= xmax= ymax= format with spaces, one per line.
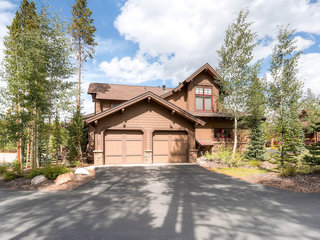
xmin=212 ymin=167 xmax=270 ymax=178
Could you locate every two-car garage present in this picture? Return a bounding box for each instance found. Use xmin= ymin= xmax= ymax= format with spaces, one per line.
xmin=104 ymin=130 xmax=189 ymax=164
xmin=87 ymin=93 xmax=204 ymax=165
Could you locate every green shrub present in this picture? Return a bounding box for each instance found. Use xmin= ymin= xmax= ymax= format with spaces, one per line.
xmin=205 ymin=152 xmax=214 ymax=160
xmin=25 ymin=165 xmax=71 ymax=180
xmin=2 ymin=171 xmax=17 ymax=181
xmin=26 ymin=168 xmax=44 ymax=179
xmin=311 ymin=166 xmax=320 ymax=174
xmin=213 ymin=146 xmax=244 ymax=167
xmin=42 ymin=164 xmax=71 ymax=180
xmin=11 ymin=161 xmax=23 ymax=177
xmin=248 ymin=160 xmax=262 ymax=168
xmin=0 ymin=165 xmax=9 ymax=175
xmin=280 ymin=165 xmax=297 ymax=177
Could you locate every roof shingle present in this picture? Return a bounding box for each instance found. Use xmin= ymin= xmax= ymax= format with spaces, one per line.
xmin=88 ymin=83 xmax=173 ymax=100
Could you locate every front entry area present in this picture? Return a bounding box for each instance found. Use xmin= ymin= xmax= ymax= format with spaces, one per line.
xmin=104 ymin=130 xmax=144 ymax=164
xmin=153 ymin=131 xmax=189 ymax=163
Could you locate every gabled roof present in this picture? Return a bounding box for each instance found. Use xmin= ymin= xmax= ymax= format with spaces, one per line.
xmin=161 ymin=63 xmax=224 ymax=98
xmin=88 ymin=83 xmax=173 ymax=101
xmin=85 ymin=91 xmax=206 ymax=125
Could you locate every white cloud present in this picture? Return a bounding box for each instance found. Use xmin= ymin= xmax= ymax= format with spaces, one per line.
xmin=298 ymin=53 xmax=320 ymax=94
xmin=264 ymin=53 xmax=320 ymax=95
xmin=0 ymin=1 xmax=15 ymax=63
xmin=99 ymin=53 xmax=166 ymax=84
xmin=100 ymin=0 xmax=320 ymax=86
xmin=294 ymin=36 xmax=315 ymax=52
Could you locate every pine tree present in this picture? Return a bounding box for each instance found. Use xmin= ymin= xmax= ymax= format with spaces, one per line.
xmin=245 ymin=71 xmax=266 ymax=161
xmin=268 ymin=26 xmax=304 ymax=168
xmin=217 ymin=9 xmax=259 ymax=156
xmin=69 ymin=0 xmax=97 ymax=111
xmin=303 ymin=120 xmax=320 ymax=166
xmin=301 ymin=89 xmax=320 ymax=134
xmin=67 ymin=110 xmax=87 ymax=164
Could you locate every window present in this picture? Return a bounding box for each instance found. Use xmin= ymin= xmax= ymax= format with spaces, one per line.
xmin=214 ymin=128 xmax=232 ymax=139
xmin=195 ymin=86 xmax=212 ymax=110
xmin=110 ymin=103 xmax=119 ymax=108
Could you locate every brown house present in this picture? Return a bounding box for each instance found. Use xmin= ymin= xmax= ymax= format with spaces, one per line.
xmin=85 ymin=63 xmax=248 ymax=165
xmin=299 ymin=109 xmax=320 ymax=146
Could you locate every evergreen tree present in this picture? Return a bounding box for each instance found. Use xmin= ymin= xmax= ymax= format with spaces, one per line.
xmin=268 ymin=26 xmax=304 ymax=168
xmin=67 ymin=110 xmax=87 ymax=164
xmin=69 ymin=0 xmax=97 ymax=111
xmin=301 ymin=89 xmax=320 ymax=134
xmin=217 ymin=9 xmax=259 ymax=156
xmin=245 ymin=72 xmax=267 ymax=161
xmin=303 ymin=120 xmax=320 ymax=166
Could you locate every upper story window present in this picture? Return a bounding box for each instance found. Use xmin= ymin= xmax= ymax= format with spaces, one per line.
xmin=110 ymin=103 xmax=119 ymax=108
xmin=195 ymin=86 xmax=212 ymax=111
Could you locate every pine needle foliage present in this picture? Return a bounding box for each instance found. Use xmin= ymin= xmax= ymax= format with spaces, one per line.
xmin=268 ymin=26 xmax=304 ymax=168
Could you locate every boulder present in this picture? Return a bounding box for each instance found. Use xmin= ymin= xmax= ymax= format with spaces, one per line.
xmin=74 ymin=168 xmax=90 ymax=175
xmin=31 ymin=175 xmax=47 ymax=185
xmin=55 ymin=172 xmax=74 ymax=185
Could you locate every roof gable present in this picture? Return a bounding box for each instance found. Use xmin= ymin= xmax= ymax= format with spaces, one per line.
xmin=162 ymin=63 xmax=224 ymax=98
xmin=85 ymin=91 xmax=205 ymax=125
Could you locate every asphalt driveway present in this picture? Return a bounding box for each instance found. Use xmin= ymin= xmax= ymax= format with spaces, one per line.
xmin=0 ymin=165 xmax=320 ymax=240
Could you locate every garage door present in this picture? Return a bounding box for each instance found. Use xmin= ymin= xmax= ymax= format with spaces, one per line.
xmin=153 ymin=131 xmax=188 ymax=163
xmin=105 ymin=130 xmax=143 ymax=164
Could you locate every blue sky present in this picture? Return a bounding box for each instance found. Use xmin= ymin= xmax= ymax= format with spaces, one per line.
xmin=0 ymin=0 xmax=320 ymax=114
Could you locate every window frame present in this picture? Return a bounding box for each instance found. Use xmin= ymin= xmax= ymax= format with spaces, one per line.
xmin=195 ymin=85 xmax=213 ymax=111
xmin=214 ymin=128 xmax=232 ymax=139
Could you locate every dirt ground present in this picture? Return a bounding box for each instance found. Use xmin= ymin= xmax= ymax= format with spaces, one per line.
xmin=197 ymin=158 xmax=320 ymax=193
xmin=245 ymin=172 xmax=320 ymax=193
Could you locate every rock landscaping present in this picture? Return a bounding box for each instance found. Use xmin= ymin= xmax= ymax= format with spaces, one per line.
xmin=31 ymin=175 xmax=47 ymax=186
xmin=55 ymin=172 xmax=75 ymax=185
xmin=0 ymin=167 xmax=95 ymax=192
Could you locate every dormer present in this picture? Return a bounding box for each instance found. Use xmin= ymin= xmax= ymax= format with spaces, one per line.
xmin=163 ymin=63 xmax=226 ymax=114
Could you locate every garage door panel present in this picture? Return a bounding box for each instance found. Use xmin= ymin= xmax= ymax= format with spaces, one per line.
xmin=170 ymin=154 xmax=187 ymax=163
xmin=126 ymin=155 xmax=143 ymax=164
xmin=126 ymin=140 xmax=142 ymax=155
xmin=153 ymin=155 xmax=169 ymax=163
xmin=153 ymin=131 xmax=188 ymax=163
xmin=172 ymin=140 xmax=188 ymax=155
xmin=105 ymin=131 xmax=143 ymax=164
xmin=153 ymin=140 xmax=169 ymax=155
xmin=106 ymin=140 xmax=123 ymax=155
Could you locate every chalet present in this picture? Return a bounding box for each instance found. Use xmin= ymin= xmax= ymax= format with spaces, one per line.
xmin=85 ymin=63 xmax=248 ymax=165
xmin=299 ymin=109 xmax=320 ymax=146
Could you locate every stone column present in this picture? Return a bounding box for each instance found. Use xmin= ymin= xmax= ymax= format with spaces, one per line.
xmin=93 ymin=150 xmax=104 ymax=165
xmin=144 ymin=150 xmax=153 ymax=164
xmin=189 ymin=149 xmax=198 ymax=163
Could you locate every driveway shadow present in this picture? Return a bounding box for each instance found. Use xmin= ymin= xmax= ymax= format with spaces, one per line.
xmin=0 ymin=165 xmax=319 ymax=240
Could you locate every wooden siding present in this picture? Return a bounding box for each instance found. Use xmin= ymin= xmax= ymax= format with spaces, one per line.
xmin=195 ymin=118 xmax=248 ymax=144
xmin=95 ymin=100 xmax=126 ymax=113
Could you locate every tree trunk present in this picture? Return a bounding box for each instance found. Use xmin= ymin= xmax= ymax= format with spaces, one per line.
xmin=77 ymin=39 xmax=81 ymax=111
xmin=233 ymin=116 xmax=238 ymax=157
xmin=46 ymin=114 xmax=51 ymax=164
xmin=32 ymin=117 xmax=36 ymax=169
